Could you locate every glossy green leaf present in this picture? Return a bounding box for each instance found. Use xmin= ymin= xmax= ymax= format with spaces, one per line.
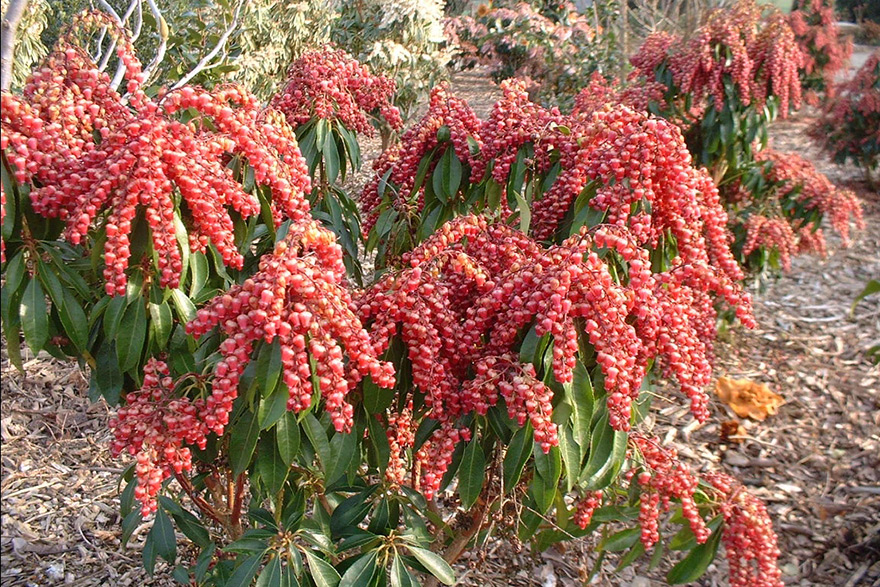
xmin=599 ymin=527 xmax=641 ymax=552
xmin=569 ymin=361 xmax=594 ymax=449
xmin=256 ymin=339 xmax=283 ymax=399
xmin=116 ymin=300 xmax=147 ymax=373
xmin=255 ymin=555 xmax=282 ymax=587
xmin=667 ymin=527 xmax=722 ymax=584
xmin=59 ymin=289 xmax=89 ymax=352
xmin=324 ymin=131 xmax=341 ymax=184
xmin=276 ymin=412 xmax=301 ymax=466
xmin=580 ymin=411 xmax=627 ymax=490
xmin=503 ymin=424 xmax=533 ymax=493
xmin=458 ymin=437 xmax=486 ymax=509
xmin=20 ymin=277 xmax=49 ymax=352
xmin=408 ymin=546 xmax=455 ymax=585
xmin=226 ymin=555 xmax=264 ymax=587
xmin=170 ymin=288 xmax=197 ymax=322
xmin=390 ymin=556 xmax=417 ymax=587
xmin=338 ymin=551 xmax=377 ymax=587
xmin=303 ymin=549 xmax=341 ymax=587
xmin=149 ymin=301 xmax=173 ymax=351
xmin=557 ymin=425 xmax=580 ymax=492
xmin=259 ymin=383 xmax=289 ymax=430
xmin=257 ymin=433 xmax=289 ymax=495
xmin=103 ymin=294 xmax=128 ymax=339
xmin=432 ymin=147 xmax=463 ymax=204
xmin=362 ymin=376 xmax=394 ymax=414
xmin=302 ymin=413 xmax=331 ymax=472
xmin=230 ymin=410 xmax=261 ymax=476
xmin=149 ymin=507 xmax=177 ymax=564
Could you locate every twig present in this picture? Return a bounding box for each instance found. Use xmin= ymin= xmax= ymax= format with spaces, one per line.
xmin=170 ymin=0 xmax=245 ymax=90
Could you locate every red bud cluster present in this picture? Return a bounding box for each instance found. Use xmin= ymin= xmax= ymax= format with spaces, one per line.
xmin=0 ymin=12 xmax=312 ymax=295
xmin=360 ymin=84 xmax=483 ymax=235
xmin=742 ymin=215 xmax=798 ymax=271
xmin=271 ymin=48 xmax=402 ymax=136
xmin=108 ymin=359 xmax=209 ymax=517
xmin=630 ymin=0 xmax=803 ymax=118
xmin=789 ymin=0 xmax=853 ymax=103
xmin=356 ymin=213 xmax=753 ymax=494
xmin=630 ymin=434 xmax=710 ymax=550
xmin=186 ymin=220 xmax=395 ymax=435
xmin=704 ymin=472 xmax=784 ymax=587
xmin=755 ymin=148 xmax=865 ymax=246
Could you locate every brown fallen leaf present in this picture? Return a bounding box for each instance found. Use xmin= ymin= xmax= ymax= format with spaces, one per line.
xmin=720 ymin=420 xmax=746 ymax=443
xmin=714 ymin=376 xmax=785 ymax=421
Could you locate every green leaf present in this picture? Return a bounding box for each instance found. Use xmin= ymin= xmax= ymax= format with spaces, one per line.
xmin=407 ymin=546 xmax=455 ymax=585
xmin=580 ymin=411 xmax=627 ymax=490
xmin=227 ymin=555 xmax=264 ymax=587
xmin=149 ymin=507 xmax=177 ymax=564
xmin=852 ymin=279 xmax=880 ymax=314
xmin=256 ymin=339 xmax=283 ymax=399
xmin=20 ymin=277 xmax=49 ymax=353
xmin=159 ymin=497 xmax=212 ymax=549
xmin=512 ymin=189 xmax=531 ymax=235
xmin=503 ymin=424 xmax=533 ymax=493
xmin=616 ymin=541 xmax=646 ymax=571
xmin=324 ymin=131 xmax=341 ymax=184
xmin=362 ymin=376 xmax=394 ymax=414
xmin=303 ymin=549 xmax=341 ymax=587
xmin=569 ymin=361 xmax=594 ymax=449
xmin=276 ymin=412 xmax=301 ymax=466
xmin=149 ymin=301 xmax=173 ymax=351
xmin=94 ymin=340 xmax=123 ymax=405
xmin=390 ymin=556 xmax=417 ymax=587
xmin=116 ymin=300 xmax=147 ymax=373
xmin=302 ymin=413 xmax=331 ymax=472
xmin=557 ymin=425 xmax=580 ymax=492
xmin=458 ymin=436 xmax=486 ymax=509
xmin=59 ymin=289 xmax=89 ymax=352
xmin=103 ymin=294 xmax=128 ymax=339
xmin=432 ymin=147 xmax=463 ymax=204
xmin=367 ymin=414 xmax=391 ymax=476
xmin=666 ymin=527 xmax=722 ymax=584
xmin=170 ymin=288 xmax=197 ymax=322
xmin=326 ymin=429 xmax=358 ymax=487
xmin=599 ymin=527 xmax=641 ymax=552
xmin=338 ymin=551 xmax=378 ymax=587
xmin=257 ymin=432 xmax=289 ymax=495
xmin=255 ymin=555 xmax=282 ymax=587
xmin=230 ymin=409 xmax=261 ymax=476
xmin=194 ymin=544 xmax=216 ymax=583
xmin=330 ymin=489 xmax=375 ymax=538
xmin=259 ymin=383 xmax=289 ymax=430
xmin=281 ymin=564 xmax=300 ymax=587
xmin=120 ymin=509 xmax=142 ymax=547
xmin=189 ymin=252 xmax=209 ymax=299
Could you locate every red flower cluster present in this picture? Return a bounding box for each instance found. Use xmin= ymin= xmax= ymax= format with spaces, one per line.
xmin=742 ymin=215 xmax=798 ymax=271
xmin=704 ymin=472 xmax=783 ymax=587
xmin=356 ymin=213 xmax=753 ymax=495
xmin=630 ymin=434 xmax=710 ymax=550
xmin=755 ymin=148 xmax=865 ymax=246
xmin=571 ymin=72 xmax=666 ymax=118
xmin=108 ymin=359 xmax=209 ymax=517
xmin=0 ymin=12 xmax=312 ymax=295
xmin=186 ymin=220 xmax=395 ymax=435
xmin=360 ymin=83 xmax=483 ymax=235
xmin=789 ymin=0 xmax=853 ymax=103
xmin=573 ymin=490 xmax=603 ymax=529
xmin=630 ymin=0 xmax=803 ymax=117
xmin=271 ymin=48 xmax=402 ymax=136
xmin=811 ymin=50 xmax=880 ymax=178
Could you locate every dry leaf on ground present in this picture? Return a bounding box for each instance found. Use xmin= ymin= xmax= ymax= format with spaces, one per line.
xmin=715 ymin=376 xmax=785 ymax=420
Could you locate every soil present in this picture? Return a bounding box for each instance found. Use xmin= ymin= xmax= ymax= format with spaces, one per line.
xmin=1 ymin=60 xmax=878 ymax=587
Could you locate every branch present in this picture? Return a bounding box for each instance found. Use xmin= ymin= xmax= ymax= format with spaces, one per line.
xmin=1 ymin=0 xmax=29 ymax=92
xmin=169 ymin=0 xmax=245 ymax=90
xmin=139 ymin=0 xmax=168 ymax=84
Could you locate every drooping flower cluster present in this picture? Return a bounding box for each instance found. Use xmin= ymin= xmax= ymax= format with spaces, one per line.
xmin=704 ymin=473 xmax=784 ymax=587
xmin=629 ymin=434 xmax=710 ymax=550
xmin=360 ymin=83 xmax=483 ymax=234
xmin=270 ymin=48 xmax=402 ymax=136
xmin=571 ymin=72 xmax=667 ymax=118
xmin=629 ymin=0 xmax=804 ymax=119
xmin=788 ymin=0 xmax=853 ymax=103
xmin=0 ymin=12 xmax=312 ymax=295
xmin=810 ymin=50 xmax=880 ymax=181
xmin=357 ymin=212 xmax=753 ymax=496
xmin=108 ymin=359 xmax=209 ymax=517
xmin=755 ymin=148 xmax=865 ymax=246
xmin=186 ymin=220 xmax=395 ymax=435
xmin=742 ymin=215 xmax=798 ymax=271
xmin=573 ymin=490 xmax=603 ymax=529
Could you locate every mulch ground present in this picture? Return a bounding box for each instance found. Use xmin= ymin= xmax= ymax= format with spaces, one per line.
xmin=1 ymin=65 xmax=877 ymax=586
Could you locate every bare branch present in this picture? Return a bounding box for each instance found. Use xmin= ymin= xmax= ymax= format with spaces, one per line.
xmin=170 ymin=0 xmax=245 ymax=90
xmin=139 ymin=0 xmax=168 ymax=84
xmin=1 ymin=0 xmax=29 ymax=91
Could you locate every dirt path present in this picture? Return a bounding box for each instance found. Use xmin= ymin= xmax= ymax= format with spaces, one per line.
xmin=1 ymin=68 xmax=878 ymax=586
